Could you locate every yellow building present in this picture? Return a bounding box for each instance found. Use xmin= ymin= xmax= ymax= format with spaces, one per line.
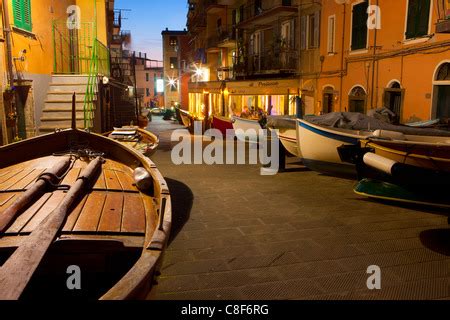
xmin=0 ymin=0 xmax=110 ymax=144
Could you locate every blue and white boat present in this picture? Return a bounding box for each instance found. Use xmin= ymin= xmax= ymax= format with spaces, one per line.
xmin=297 ymin=119 xmax=372 ymax=177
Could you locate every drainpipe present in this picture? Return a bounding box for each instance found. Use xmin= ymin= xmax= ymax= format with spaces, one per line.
xmin=370 ymin=0 xmax=379 ymax=110
xmin=3 ymin=1 xmax=14 ymax=89
xmin=2 ymin=0 xmax=16 ymax=143
xmin=339 ymin=3 xmax=346 ymax=112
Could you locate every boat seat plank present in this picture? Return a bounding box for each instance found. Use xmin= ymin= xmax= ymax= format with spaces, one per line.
xmin=0 ymin=193 xmax=17 ymax=208
xmin=104 ymin=169 xmax=123 ymax=191
xmin=6 ymin=193 xmax=53 ymax=234
xmin=21 ymin=192 xmax=67 ymax=233
xmin=93 ymin=171 xmax=107 ymax=190
xmin=73 ymin=192 xmax=106 ymax=232
xmin=121 ymin=194 xmax=146 ymax=233
xmin=0 ymin=169 xmax=24 ymax=186
xmin=62 ymin=195 xmax=89 ymax=232
xmin=11 ymin=168 xmax=46 ymax=190
xmin=0 ymin=169 xmax=34 ymax=191
xmin=114 ymin=171 xmax=138 ymax=192
xmin=61 ymin=168 xmax=81 ymax=186
xmin=97 ymin=193 xmax=124 ymax=233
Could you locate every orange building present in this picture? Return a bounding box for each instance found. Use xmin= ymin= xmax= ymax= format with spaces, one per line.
xmin=316 ymin=0 xmax=450 ymax=123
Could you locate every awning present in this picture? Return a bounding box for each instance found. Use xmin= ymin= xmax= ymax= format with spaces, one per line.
xmin=226 ymin=79 xmax=300 ymax=95
xmin=188 ymin=81 xmax=224 ymax=94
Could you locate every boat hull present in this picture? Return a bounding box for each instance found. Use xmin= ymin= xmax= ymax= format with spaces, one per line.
xmin=362 ymin=139 xmax=450 ymax=173
xmin=212 ymin=116 xmax=234 ymax=136
xmin=0 ymin=129 xmax=171 ymax=300
xmin=231 ymin=116 xmax=262 ymax=144
xmin=297 ymin=120 xmax=368 ymax=178
xmin=105 ymin=127 xmax=159 ymax=157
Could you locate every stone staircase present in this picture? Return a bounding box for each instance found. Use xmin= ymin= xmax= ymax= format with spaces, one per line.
xmin=39 ymin=75 xmax=95 ymax=134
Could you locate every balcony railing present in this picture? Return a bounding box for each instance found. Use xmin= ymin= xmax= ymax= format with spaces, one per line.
xmin=235 ymin=48 xmax=298 ymax=76
xmin=242 ymin=0 xmax=295 ymax=23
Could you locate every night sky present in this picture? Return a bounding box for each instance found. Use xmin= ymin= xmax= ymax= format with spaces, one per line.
xmin=115 ymin=0 xmax=188 ymax=61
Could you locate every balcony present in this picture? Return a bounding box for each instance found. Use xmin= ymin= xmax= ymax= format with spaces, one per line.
xmin=239 ymin=0 xmax=297 ymax=29
xmin=217 ymin=26 xmax=237 ymax=48
xmin=111 ymin=30 xmax=131 ymax=45
xmin=235 ymin=48 xmax=298 ymax=77
xmin=436 ymin=19 xmax=450 ymax=33
xmin=206 ymin=35 xmax=221 ymax=52
xmin=205 ymin=0 xmax=226 ymax=14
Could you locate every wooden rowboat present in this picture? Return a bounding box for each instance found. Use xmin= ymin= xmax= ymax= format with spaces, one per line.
xmin=0 ymin=128 xmax=171 ymax=300
xmin=105 ymin=127 xmax=159 ymax=157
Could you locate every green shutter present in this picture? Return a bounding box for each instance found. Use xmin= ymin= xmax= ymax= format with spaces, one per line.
xmin=12 ymin=0 xmax=32 ymax=32
xmin=406 ymin=0 xmax=430 ymax=39
xmin=22 ymin=0 xmax=32 ymax=32
xmin=351 ymin=1 xmax=368 ymax=51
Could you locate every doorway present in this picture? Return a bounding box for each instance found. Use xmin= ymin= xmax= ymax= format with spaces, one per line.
xmin=322 ymin=86 xmax=334 ymax=114
xmin=383 ymin=81 xmax=404 ymax=117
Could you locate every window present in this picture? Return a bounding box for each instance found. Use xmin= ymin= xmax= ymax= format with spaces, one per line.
xmin=405 ymin=0 xmax=431 ymax=39
xmin=238 ymin=5 xmax=244 ymax=23
xmin=146 ymin=88 xmax=150 ymax=97
xmin=13 ymin=0 xmax=32 ymax=32
xmin=281 ymin=20 xmax=295 ymax=48
xmin=351 ymin=1 xmax=369 ymax=51
xmin=146 ymin=73 xmax=149 ymax=82
xmin=255 ymin=0 xmax=262 ymax=16
xmin=305 ymin=12 xmax=320 ymax=49
xmin=169 ymin=37 xmax=178 ymax=46
xmin=327 ymin=15 xmax=336 ymax=54
xmin=170 ymin=57 xmax=178 ymax=69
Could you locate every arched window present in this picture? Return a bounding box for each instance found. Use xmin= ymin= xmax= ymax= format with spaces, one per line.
xmin=348 ymin=86 xmax=367 ymax=113
xmin=433 ymin=63 xmax=450 ymax=119
xmin=436 ymin=63 xmax=450 ymax=81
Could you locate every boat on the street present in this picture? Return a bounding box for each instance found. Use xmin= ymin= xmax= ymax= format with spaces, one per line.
xmin=297 ymin=119 xmax=372 ymax=177
xmin=231 ymin=116 xmax=263 ymax=144
xmin=267 ymin=116 xmax=301 ymax=157
xmin=212 ymin=115 xmax=234 ymax=136
xmin=105 ymin=127 xmax=159 ymax=156
xmin=0 ymin=115 xmax=171 ymax=300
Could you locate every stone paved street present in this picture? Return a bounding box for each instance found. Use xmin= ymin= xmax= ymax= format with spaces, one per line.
xmin=147 ymin=117 xmax=450 ymax=300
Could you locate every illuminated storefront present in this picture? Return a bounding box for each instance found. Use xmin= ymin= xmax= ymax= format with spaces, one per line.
xmin=226 ymin=79 xmax=300 ymax=117
xmin=188 ymin=81 xmax=224 ymax=119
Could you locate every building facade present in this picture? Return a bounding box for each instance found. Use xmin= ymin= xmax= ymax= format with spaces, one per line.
xmin=317 ymin=0 xmax=450 ymax=123
xmin=161 ymin=28 xmax=190 ymax=108
xmin=0 ymin=0 xmax=112 ymax=145
xmin=183 ymin=0 xmax=450 ymax=124
xmin=134 ymin=55 xmax=164 ymax=108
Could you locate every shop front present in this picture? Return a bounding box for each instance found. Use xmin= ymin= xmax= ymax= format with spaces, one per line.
xmin=188 ymin=81 xmax=225 ymax=120
xmin=226 ymin=79 xmax=300 ymax=118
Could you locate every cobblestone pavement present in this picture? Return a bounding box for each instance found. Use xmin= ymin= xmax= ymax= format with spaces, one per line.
xmin=147 ymin=116 xmax=450 ymax=300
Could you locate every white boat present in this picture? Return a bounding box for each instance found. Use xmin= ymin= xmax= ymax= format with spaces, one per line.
xmin=297 ymin=119 xmax=372 ymax=177
xmin=267 ymin=117 xmax=302 ymax=157
xmin=231 ymin=116 xmax=263 ymax=144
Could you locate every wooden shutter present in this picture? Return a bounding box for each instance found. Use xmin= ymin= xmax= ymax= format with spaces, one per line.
xmin=314 ymin=11 xmax=320 ymax=48
xmin=13 ymin=0 xmax=24 ymax=29
xmin=300 ymin=15 xmax=307 ymax=50
xmin=416 ymin=0 xmax=430 ymax=37
xmin=351 ymin=1 xmax=368 ymax=51
xmin=406 ymin=0 xmax=430 ymax=39
xmin=13 ymin=0 xmax=32 ymax=32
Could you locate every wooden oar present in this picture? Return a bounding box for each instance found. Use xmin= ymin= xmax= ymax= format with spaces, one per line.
xmin=0 ymin=156 xmax=72 ymax=233
xmin=0 ymin=156 xmax=104 ymax=300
